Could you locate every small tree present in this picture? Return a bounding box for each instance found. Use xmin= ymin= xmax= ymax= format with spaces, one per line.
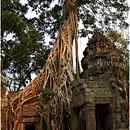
xmin=106 ymin=30 xmax=129 ymax=83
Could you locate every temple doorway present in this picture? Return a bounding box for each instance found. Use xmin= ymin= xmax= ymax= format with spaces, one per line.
xmin=25 ymin=124 xmax=35 ymax=130
xmin=95 ymin=104 xmax=111 ymax=130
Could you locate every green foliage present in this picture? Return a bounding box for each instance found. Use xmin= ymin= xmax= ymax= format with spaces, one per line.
xmin=106 ymin=30 xmax=129 ymax=65
xmin=27 ymin=0 xmax=129 ymax=39
xmin=38 ymin=84 xmax=57 ymax=103
xmin=106 ymin=30 xmax=129 ymax=83
xmin=1 ymin=0 xmax=50 ymax=92
xmin=77 ymin=0 xmax=129 ymax=36
xmin=106 ymin=43 xmax=110 ymax=46
xmin=2 ymin=0 xmax=129 ymax=91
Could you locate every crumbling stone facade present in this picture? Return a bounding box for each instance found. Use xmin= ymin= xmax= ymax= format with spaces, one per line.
xmin=71 ymin=33 xmax=128 ymax=130
xmin=2 ymin=33 xmax=129 ymax=130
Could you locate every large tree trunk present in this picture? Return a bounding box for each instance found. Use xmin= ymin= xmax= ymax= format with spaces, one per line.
xmin=6 ymin=0 xmax=78 ymax=130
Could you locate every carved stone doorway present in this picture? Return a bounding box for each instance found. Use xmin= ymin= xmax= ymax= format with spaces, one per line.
xmin=25 ymin=124 xmax=35 ymax=130
xmin=95 ymin=104 xmax=111 ymax=130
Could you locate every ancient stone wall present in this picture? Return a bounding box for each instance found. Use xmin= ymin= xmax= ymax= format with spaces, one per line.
xmin=81 ymin=33 xmax=128 ymax=114
xmin=71 ymin=33 xmax=129 ymax=130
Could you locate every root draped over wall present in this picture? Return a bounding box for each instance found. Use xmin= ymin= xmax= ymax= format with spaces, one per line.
xmin=6 ymin=0 xmax=79 ymax=130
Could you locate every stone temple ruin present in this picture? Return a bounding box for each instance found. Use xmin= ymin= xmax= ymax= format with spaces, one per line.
xmin=1 ymin=33 xmax=129 ymax=130
xmin=1 ymin=1 xmax=129 ymax=129
xmin=71 ymin=33 xmax=129 ymax=130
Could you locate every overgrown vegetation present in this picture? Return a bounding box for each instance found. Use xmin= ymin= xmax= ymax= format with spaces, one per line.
xmin=106 ymin=30 xmax=129 ymax=83
xmin=38 ymin=84 xmax=57 ymax=103
xmin=1 ymin=0 xmax=50 ymax=91
xmin=1 ymin=0 xmax=129 ymax=91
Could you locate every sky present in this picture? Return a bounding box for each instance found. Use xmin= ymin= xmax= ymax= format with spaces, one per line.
xmin=19 ymin=0 xmax=130 ymax=78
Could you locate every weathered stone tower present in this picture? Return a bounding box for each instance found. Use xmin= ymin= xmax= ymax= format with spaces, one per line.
xmin=71 ymin=33 xmax=128 ymax=130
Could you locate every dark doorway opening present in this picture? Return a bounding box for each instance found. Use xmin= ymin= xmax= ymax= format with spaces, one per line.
xmin=25 ymin=124 xmax=35 ymax=130
xmin=95 ymin=104 xmax=111 ymax=130
xmin=43 ymin=117 xmax=47 ymax=130
xmin=63 ymin=114 xmax=68 ymax=130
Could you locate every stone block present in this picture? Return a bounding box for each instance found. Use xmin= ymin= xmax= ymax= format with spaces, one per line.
xmin=71 ymin=80 xmax=80 ymax=87
xmin=73 ymin=88 xmax=85 ymax=96
xmin=22 ymin=117 xmax=40 ymax=123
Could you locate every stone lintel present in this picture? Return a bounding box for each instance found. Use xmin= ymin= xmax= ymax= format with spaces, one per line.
xmin=22 ymin=117 xmax=40 ymax=123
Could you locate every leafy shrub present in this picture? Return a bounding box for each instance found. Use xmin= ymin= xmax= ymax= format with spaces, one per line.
xmin=38 ymin=84 xmax=57 ymax=103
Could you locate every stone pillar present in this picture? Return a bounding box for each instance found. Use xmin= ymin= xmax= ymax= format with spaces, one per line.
xmin=110 ymin=110 xmax=116 ymax=130
xmin=72 ymin=109 xmax=80 ymax=130
xmin=85 ymin=104 xmax=96 ymax=130
xmin=108 ymin=103 xmax=116 ymax=130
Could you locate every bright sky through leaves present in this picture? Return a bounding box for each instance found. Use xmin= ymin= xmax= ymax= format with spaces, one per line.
xmin=19 ymin=0 xmax=130 ymax=79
